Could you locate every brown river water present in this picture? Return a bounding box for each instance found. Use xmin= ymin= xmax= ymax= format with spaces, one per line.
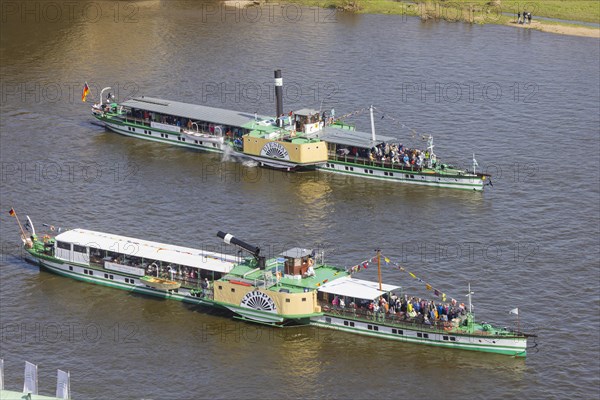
xmin=1 ymin=1 xmax=599 ymax=399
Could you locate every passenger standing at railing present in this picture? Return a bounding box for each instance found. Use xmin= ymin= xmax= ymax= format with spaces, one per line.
xmin=437 ymin=303 xmax=444 ymax=318
xmin=201 ymin=278 xmax=209 ymax=298
xmin=332 ymin=296 xmax=339 ymax=308
xmin=349 ymin=301 xmax=356 ymax=314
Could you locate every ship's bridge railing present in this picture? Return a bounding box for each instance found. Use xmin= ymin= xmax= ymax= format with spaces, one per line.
xmin=319 ymin=301 xmax=461 ymax=333
xmin=119 ymin=116 xmax=239 ymax=141
xmin=318 ymin=301 xmax=523 ymax=337
xmin=327 ymin=153 xmax=425 ymax=173
xmin=88 ymin=256 xmax=219 ymax=298
xmin=188 ymin=288 xmax=214 ymax=300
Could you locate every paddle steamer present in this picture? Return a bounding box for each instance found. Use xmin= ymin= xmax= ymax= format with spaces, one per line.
xmin=12 ymin=210 xmax=533 ymax=356
xmin=90 ymin=71 xmax=490 ymax=191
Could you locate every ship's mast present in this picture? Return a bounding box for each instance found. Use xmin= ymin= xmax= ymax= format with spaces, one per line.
xmin=376 ymin=248 xmax=382 ymax=291
xmin=369 ymin=105 xmax=376 ymax=142
xmin=426 ymin=135 xmax=435 ymax=168
xmin=467 ymin=283 xmax=474 ymax=314
xmin=100 ymin=87 xmax=112 ymax=104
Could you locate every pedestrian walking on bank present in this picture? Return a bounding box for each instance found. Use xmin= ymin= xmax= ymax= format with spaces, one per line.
xmin=517 ymin=12 xmax=521 ymax=24
xmin=527 ymin=12 xmax=532 ymax=24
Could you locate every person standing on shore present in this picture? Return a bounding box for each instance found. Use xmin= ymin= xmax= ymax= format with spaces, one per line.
xmin=517 ymin=11 xmax=521 ymax=24
xmin=527 ymin=12 xmax=532 ymax=24
xmin=522 ymin=10 xmax=527 ymax=24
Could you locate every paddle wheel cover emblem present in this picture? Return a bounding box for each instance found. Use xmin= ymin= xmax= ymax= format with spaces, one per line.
xmin=240 ymin=291 xmax=277 ymax=313
xmin=260 ymin=142 xmax=290 ymax=160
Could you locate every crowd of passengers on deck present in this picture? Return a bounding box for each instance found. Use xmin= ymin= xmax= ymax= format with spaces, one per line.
xmin=124 ymin=108 xmax=246 ymax=141
xmin=337 ymin=142 xmax=435 ymax=169
xmin=89 ymin=250 xmax=219 ymax=286
xmin=329 ymin=293 xmax=467 ymax=327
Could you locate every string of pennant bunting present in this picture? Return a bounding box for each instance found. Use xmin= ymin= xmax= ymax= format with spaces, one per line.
xmin=372 ymin=107 xmax=429 ymax=145
xmin=346 ymin=254 xmax=449 ymax=303
xmin=335 ymin=106 xmax=430 ymax=148
xmin=336 ymin=107 xmax=369 ymax=120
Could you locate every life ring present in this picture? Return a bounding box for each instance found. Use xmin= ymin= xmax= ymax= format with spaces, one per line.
xmin=42 ymin=235 xmax=50 ymax=242
xmin=307 ymin=258 xmax=314 ymax=267
xmin=50 ymin=225 xmax=55 ymax=232
xmin=275 ymin=271 xmax=282 ymax=279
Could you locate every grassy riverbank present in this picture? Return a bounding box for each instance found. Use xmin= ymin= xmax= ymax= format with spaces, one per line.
xmin=282 ymin=0 xmax=600 ymax=37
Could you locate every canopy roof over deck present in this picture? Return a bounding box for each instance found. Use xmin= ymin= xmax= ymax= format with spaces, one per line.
xmin=318 ymin=276 xmax=400 ymax=300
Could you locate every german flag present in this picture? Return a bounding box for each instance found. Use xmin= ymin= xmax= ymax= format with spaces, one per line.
xmin=82 ymin=82 xmax=90 ymax=102
xmin=9 ymin=208 xmax=15 ymax=216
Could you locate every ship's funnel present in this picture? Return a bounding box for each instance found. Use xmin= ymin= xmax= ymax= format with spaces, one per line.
xmin=217 ymin=231 xmax=266 ymax=269
xmin=274 ymin=69 xmax=283 ymax=127
xmin=217 ymin=231 xmax=260 ymax=256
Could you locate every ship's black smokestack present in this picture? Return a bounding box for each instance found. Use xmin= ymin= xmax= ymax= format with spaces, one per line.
xmin=217 ymin=231 xmax=265 ymax=269
xmin=274 ymin=69 xmax=283 ymax=127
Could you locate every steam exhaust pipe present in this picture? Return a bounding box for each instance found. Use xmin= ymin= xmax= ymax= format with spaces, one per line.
xmin=275 ymin=69 xmax=283 ymax=127
xmin=217 ymin=231 xmax=265 ymax=269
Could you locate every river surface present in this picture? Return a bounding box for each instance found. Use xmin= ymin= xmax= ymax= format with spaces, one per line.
xmin=1 ymin=1 xmax=599 ymax=399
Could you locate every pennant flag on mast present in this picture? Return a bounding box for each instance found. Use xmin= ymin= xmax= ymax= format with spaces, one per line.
xmin=82 ymin=82 xmax=90 ymax=102
xmin=9 ymin=208 xmax=15 ymax=216
xmin=509 ymin=308 xmax=519 ymax=315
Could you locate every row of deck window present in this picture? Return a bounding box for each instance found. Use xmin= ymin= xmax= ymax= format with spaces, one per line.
xmin=337 ymin=318 xmax=458 ymax=341
xmin=127 ymin=126 xmax=220 ymax=149
xmin=69 ymin=265 xmax=133 ymax=284
xmin=57 ymin=239 xmax=224 ymax=292
xmin=318 ymin=167 xmax=464 ymax=183
xmin=324 ymin=164 xmax=402 ymax=178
